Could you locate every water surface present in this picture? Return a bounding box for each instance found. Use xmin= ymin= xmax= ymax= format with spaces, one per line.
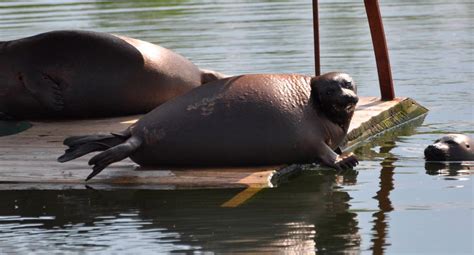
xmin=0 ymin=0 xmax=472 ymax=254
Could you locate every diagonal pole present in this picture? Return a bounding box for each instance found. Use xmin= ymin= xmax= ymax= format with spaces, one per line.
xmin=364 ymin=0 xmax=395 ymax=100
xmin=312 ymin=0 xmax=320 ymax=76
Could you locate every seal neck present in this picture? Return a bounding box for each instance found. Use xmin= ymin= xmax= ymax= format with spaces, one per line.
xmin=0 ymin=41 xmax=6 ymax=53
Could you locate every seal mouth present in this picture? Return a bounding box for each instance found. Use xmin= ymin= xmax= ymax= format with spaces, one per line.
xmin=332 ymin=102 xmax=356 ymax=113
xmin=424 ymin=146 xmax=448 ymax=161
xmin=345 ymin=103 xmax=356 ymax=112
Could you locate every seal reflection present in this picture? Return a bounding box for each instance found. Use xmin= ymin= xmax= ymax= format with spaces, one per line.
xmin=0 ymin=171 xmax=360 ymax=253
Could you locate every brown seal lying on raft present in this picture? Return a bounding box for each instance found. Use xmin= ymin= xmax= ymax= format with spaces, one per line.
xmin=0 ymin=30 xmax=226 ymax=119
xmin=424 ymin=134 xmax=474 ymax=162
xmin=59 ymin=72 xmax=359 ymax=180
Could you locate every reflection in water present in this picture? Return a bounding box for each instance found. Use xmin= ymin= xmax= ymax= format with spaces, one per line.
xmin=371 ymin=143 xmax=396 ymax=254
xmin=0 ymin=171 xmax=360 ymax=253
xmin=425 ymin=162 xmax=473 ymax=176
xmin=354 ymin=117 xmax=424 ymax=254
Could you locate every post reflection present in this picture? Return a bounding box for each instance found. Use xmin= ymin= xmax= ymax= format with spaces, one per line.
xmin=354 ymin=116 xmax=425 ymax=254
xmin=371 ymin=142 xmax=396 ymax=254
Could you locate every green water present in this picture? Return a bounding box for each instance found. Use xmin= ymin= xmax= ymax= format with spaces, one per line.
xmin=0 ymin=0 xmax=472 ymax=254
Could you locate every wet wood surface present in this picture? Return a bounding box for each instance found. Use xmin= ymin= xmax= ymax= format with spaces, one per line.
xmin=0 ymin=97 xmax=427 ymax=189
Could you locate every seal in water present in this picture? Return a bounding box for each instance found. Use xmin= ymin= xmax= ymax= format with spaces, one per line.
xmin=59 ymin=72 xmax=359 ymax=180
xmin=0 ymin=30 xmax=226 ymax=119
xmin=424 ymin=134 xmax=474 ymax=162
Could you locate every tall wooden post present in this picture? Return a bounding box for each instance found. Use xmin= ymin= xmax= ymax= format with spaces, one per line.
xmin=364 ymin=0 xmax=395 ymax=100
xmin=312 ymin=0 xmax=320 ymax=76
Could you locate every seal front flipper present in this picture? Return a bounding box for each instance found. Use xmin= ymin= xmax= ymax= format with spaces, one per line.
xmin=314 ymin=142 xmax=359 ymax=170
xmin=21 ymin=71 xmax=65 ymax=111
xmin=86 ymin=136 xmax=142 ymax=181
xmin=335 ymin=152 xmax=359 ymax=169
xmin=334 ymin=147 xmax=343 ymax=155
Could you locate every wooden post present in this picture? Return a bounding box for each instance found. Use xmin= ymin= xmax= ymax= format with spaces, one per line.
xmin=364 ymin=0 xmax=395 ymax=101
xmin=312 ymin=0 xmax=320 ymax=76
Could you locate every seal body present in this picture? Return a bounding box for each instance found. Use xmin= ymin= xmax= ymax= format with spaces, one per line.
xmin=59 ymin=73 xmax=359 ymax=180
xmin=424 ymin=134 xmax=474 ymax=162
xmin=0 ymin=30 xmax=225 ymax=119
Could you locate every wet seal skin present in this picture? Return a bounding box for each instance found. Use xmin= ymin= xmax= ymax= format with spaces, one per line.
xmin=0 ymin=30 xmax=226 ymax=119
xmin=424 ymin=134 xmax=474 ymax=162
xmin=58 ymin=72 xmax=359 ymax=180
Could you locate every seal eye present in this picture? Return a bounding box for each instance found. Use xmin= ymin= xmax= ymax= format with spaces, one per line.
xmin=445 ymin=140 xmax=456 ymax=145
xmin=326 ymin=89 xmax=335 ymax=96
xmin=466 ymin=144 xmax=470 ymax=148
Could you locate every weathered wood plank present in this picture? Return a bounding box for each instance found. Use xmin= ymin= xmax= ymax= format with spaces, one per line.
xmin=0 ymin=97 xmax=427 ymax=189
xmin=346 ymin=97 xmax=428 ymax=148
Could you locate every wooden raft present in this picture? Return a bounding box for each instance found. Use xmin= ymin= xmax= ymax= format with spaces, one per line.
xmin=0 ymin=97 xmax=427 ymax=189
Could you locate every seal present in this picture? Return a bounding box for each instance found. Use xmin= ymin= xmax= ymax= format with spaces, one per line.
xmin=0 ymin=30 xmax=226 ymax=119
xmin=58 ymin=72 xmax=359 ymax=180
xmin=424 ymin=134 xmax=474 ymax=162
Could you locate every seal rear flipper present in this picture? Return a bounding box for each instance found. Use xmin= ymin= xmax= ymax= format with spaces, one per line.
xmin=86 ymin=136 xmax=142 ymax=181
xmin=59 ymin=132 xmax=130 ymax=163
xmin=21 ymin=71 xmax=65 ymax=111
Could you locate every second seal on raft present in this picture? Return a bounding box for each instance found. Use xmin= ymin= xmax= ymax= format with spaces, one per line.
xmin=0 ymin=30 xmax=226 ymax=119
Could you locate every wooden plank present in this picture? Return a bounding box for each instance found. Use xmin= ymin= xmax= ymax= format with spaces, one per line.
xmin=346 ymin=97 xmax=428 ymax=148
xmin=0 ymin=97 xmax=427 ymax=190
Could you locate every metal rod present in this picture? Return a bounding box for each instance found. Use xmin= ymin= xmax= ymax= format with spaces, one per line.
xmin=312 ymin=0 xmax=320 ymax=76
xmin=364 ymin=0 xmax=395 ymax=100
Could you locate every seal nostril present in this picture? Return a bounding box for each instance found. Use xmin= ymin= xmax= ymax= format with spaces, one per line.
xmin=353 ymin=96 xmax=359 ymax=104
xmin=345 ymin=95 xmax=358 ymax=105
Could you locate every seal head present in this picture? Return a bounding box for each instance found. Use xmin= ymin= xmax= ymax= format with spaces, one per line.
xmin=424 ymin=134 xmax=474 ymax=162
xmin=311 ymin=72 xmax=358 ymax=128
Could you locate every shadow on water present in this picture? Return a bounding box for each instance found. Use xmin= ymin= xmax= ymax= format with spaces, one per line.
xmin=0 ymin=170 xmax=359 ymax=253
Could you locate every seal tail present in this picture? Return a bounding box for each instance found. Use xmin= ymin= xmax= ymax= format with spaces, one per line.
xmin=58 ymin=132 xmax=130 ymax=163
xmin=86 ymin=137 xmax=142 ymax=181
